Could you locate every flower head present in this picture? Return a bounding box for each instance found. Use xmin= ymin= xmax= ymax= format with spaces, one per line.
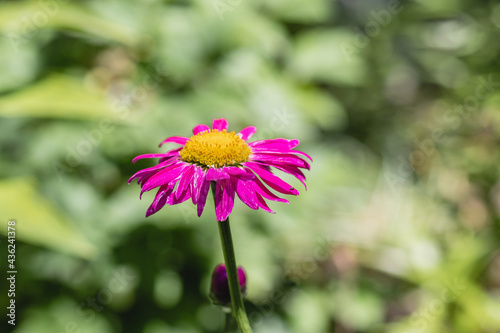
xmin=210 ymin=264 xmax=247 ymax=306
xmin=129 ymin=118 xmax=311 ymax=221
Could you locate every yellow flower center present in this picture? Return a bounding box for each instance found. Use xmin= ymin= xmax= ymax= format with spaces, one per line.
xmin=180 ymin=129 xmax=252 ymax=168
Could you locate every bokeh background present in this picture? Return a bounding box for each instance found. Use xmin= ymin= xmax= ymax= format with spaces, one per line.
xmin=1 ymin=0 xmax=500 ymax=332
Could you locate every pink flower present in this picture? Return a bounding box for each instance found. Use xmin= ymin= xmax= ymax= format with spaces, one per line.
xmin=210 ymin=264 xmax=247 ymax=306
xmin=129 ymin=118 xmax=311 ymax=221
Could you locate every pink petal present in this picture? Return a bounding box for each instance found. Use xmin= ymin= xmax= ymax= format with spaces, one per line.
xmin=237 ymin=126 xmax=256 ymax=141
xmin=135 ymin=173 xmax=155 ymax=187
xmin=175 ymin=165 xmax=195 ymax=200
xmin=225 ymin=167 xmax=255 ymax=181
xmin=133 ymin=153 xmax=174 ymax=163
xmin=222 ymin=181 xmax=235 ymax=221
xmin=251 ymin=177 xmax=289 ymax=203
xmin=160 ymin=148 xmax=183 ymax=161
xmin=206 ymin=168 xmax=230 ymax=181
xmin=244 ymin=162 xmax=299 ymax=196
xmin=128 ymin=158 xmax=181 ymax=184
xmin=255 ymin=193 xmax=275 ymax=213
xmin=270 ymin=164 xmax=307 ymax=189
xmin=214 ymin=179 xmax=235 ymax=221
xmin=158 ymin=155 xmax=179 ymax=164
xmin=146 ymin=185 xmax=174 ymax=217
xmin=251 ymin=147 xmax=313 ymax=161
xmin=159 ymin=136 xmax=189 ymax=147
xmin=251 ymin=153 xmax=311 ymax=170
xmin=213 ymin=182 xmax=223 ymax=219
xmin=248 ymin=139 xmax=300 ymax=150
xmin=197 ymin=174 xmax=211 ymax=217
xmin=168 ymin=187 xmax=192 ymax=205
xmin=234 ymin=179 xmax=259 ymax=210
xmin=212 ymin=118 xmax=229 ymax=131
xmin=190 ymin=166 xmax=205 ymax=205
xmin=141 ymin=163 xmax=186 ymax=195
xmin=193 ymin=124 xmax=210 ymax=135
xmin=133 ymin=161 xmax=185 ymax=187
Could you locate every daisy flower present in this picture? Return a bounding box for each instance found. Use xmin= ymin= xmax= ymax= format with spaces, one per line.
xmin=129 ymin=118 xmax=311 ymax=221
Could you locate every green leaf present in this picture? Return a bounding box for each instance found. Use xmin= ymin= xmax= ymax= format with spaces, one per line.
xmin=0 ymin=2 xmax=138 ymax=46
xmin=0 ymin=38 xmax=38 ymax=93
xmin=288 ymin=29 xmax=368 ymax=86
xmin=0 ymin=74 xmax=117 ymax=120
xmin=293 ymin=86 xmax=346 ymax=130
xmin=264 ymin=0 xmax=333 ymax=23
xmin=0 ymin=177 xmax=96 ymax=259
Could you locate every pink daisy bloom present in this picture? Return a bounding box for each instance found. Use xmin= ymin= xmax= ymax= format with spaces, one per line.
xmin=129 ymin=118 xmax=311 ymax=221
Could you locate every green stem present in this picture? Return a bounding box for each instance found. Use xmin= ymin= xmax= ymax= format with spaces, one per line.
xmin=223 ymin=311 xmax=236 ymax=333
xmin=212 ymin=182 xmax=252 ymax=333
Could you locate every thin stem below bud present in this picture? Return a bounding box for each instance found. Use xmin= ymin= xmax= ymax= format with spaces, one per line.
xmin=212 ymin=182 xmax=252 ymax=333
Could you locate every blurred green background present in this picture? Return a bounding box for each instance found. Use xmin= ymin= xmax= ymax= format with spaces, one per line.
xmin=1 ymin=0 xmax=500 ymax=332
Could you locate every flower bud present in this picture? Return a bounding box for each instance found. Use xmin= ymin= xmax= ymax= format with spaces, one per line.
xmin=210 ymin=264 xmax=247 ymax=306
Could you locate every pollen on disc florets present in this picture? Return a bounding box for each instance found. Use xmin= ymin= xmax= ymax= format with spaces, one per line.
xmin=180 ymin=129 xmax=252 ymax=168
